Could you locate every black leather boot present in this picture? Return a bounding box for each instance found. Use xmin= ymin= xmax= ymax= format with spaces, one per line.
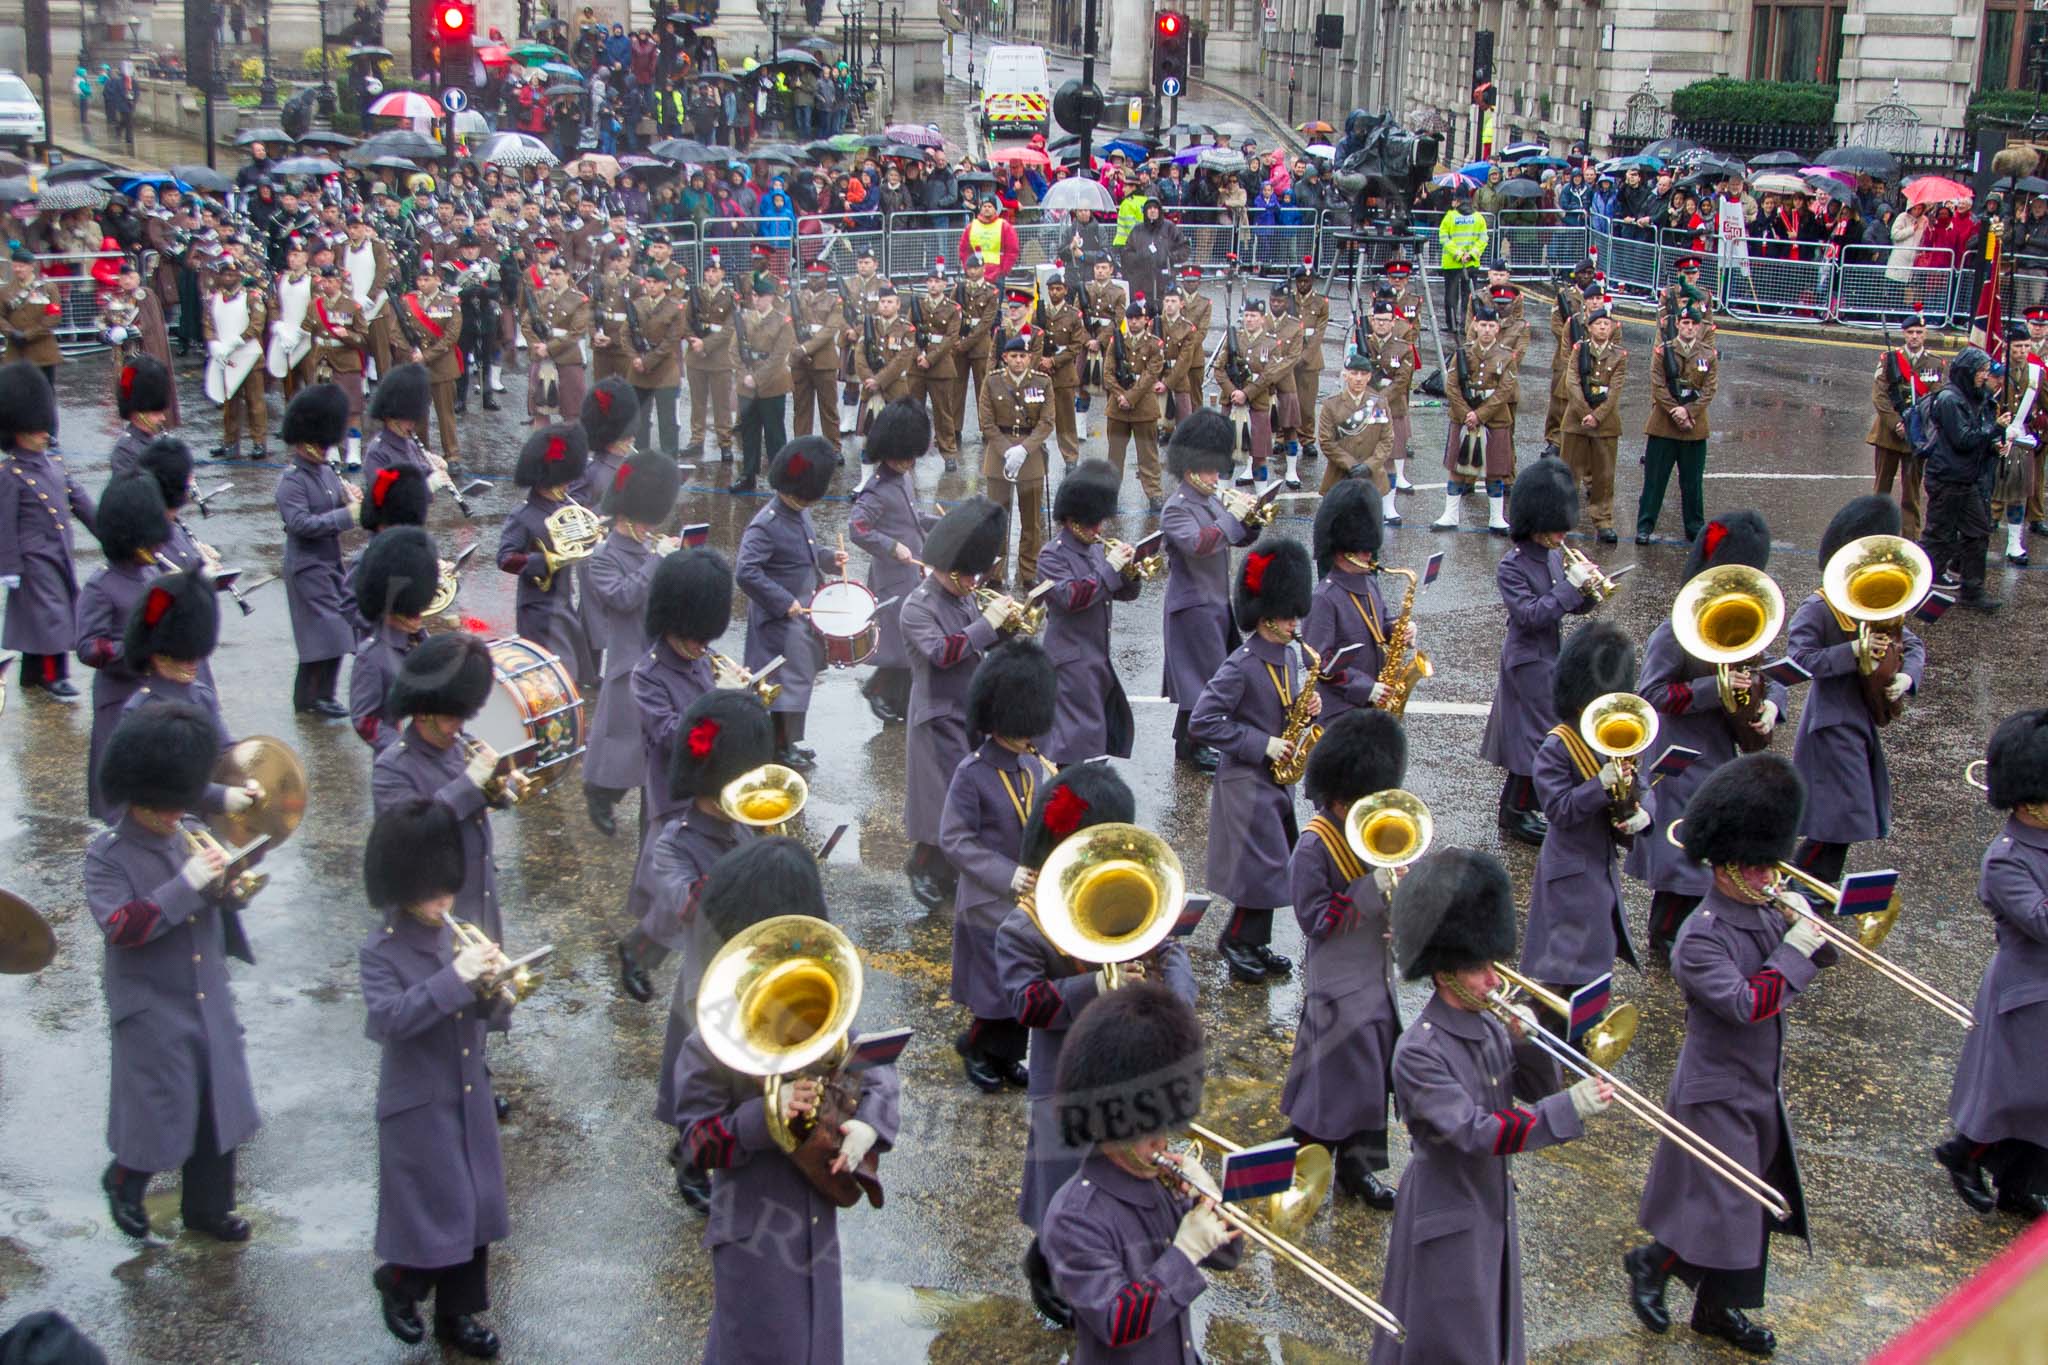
xmin=618 ymin=940 xmax=653 ymax=1003
xmin=1250 ymin=944 xmax=1293 ymax=977
xmin=186 ymin=1211 xmax=251 ymax=1242
xmin=372 ymin=1265 xmax=426 ymax=1344
xmin=675 ymin=1162 xmax=712 ymax=1214
xmin=434 ymin=1313 xmax=502 ymax=1359
xmin=1023 ymin=1238 xmax=1075 ymax=1329
xmin=102 ymin=1162 xmax=151 ymax=1239
xmin=1622 ymin=1245 xmax=1671 ymax=1333
xmin=1334 ymin=1151 xmax=1396 ymax=1210
xmin=1218 ymin=939 xmax=1267 ymax=984
xmin=1935 ymin=1139 xmax=1995 ymax=1213
xmin=1997 ymin=1188 xmax=2048 ymax=1219
xmin=585 ymin=789 xmax=618 ymax=837
xmin=1691 ymin=1306 xmax=1774 ymax=1356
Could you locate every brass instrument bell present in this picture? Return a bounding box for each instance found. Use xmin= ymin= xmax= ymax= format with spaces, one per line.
xmin=1034 ymin=822 xmax=1184 ymax=989
xmin=717 ymin=763 xmax=809 ymax=832
xmin=1342 ymin=788 xmax=1433 ymax=872
xmin=1820 ymin=534 xmax=1933 ymax=674
xmin=1669 ymin=564 xmax=1785 ymax=709
xmin=1492 ymin=961 xmax=1640 ymax=1068
xmin=426 ymin=559 xmax=463 ymax=617
xmin=1579 ymin=692 xmax=1659 ymax=764
xmin=0 ymin=889 xmax=56 ymax=974
xmin=207 ymin=737 xmax=309 ymax=852
xmin=535 ymin=501 xmax=605 ymax=591
xmin=1189 ymin=1123 xmax=1335 ymax=1239
xmin=972 ymin=586 xmax=1046 ymax=635
xmin=1103 ymin=537 xmax=1166 ymax=580
xmin=1965 ymin=759 xmax=1991 ymax=792
xmin=710 ymin=649 xmax=783 ymax=705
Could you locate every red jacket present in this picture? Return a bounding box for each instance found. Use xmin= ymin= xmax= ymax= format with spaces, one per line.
xmin=956 ymin=218 xmax=1019 ymax=283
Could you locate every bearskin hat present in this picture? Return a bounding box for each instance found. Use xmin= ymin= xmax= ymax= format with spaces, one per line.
xmin=116 ymin=355 xmax=172 ymax=417
xmin=1053 ymin=459 xmax=1120 ymax=526
xmin=1054 ymin=981 xmax=1205 ymax=1150
xmin=136 ymin=436 xmax=194 ymax=512
xmin=357 ymin=526 xmax=441 ymax=622
xmin=1393 ymin=846 xmax=1517 ymax=981
xmin=922 ymin=496 xmax=1007 ymax=576
xmin=1312 ymin=476 xmax=1384 ymax=574
xmin=767 ymin=435 xmax=837 ymax=502
xmin=94 ymin=474 xmax=171 ymax=562
xmin=699 ymin=836 xmax=828 ymax=943
xmin=599 ymin=451 xmax=682 ymax=526
xmin=368 ymin=362 xmax=432 ymax=424
xmin=280 ymin=382 xmax=351 ymax=450
xmin=1509 ymin=457 xmax=1578 ymax=540
xmin=1683 ymin=509 xmax=1772 ymax=581
xmin=1164 ymin=407 xmax=1237 ymax=479
xmin=967 ymin=639 xmax=1057 ymax=739
xmin=123 ymin=570 xmax=219 ymax=664
xmin=579 ymin=376 xmax=640 ymax=451
xmin=1984 ymin=709 xmax=2048 ymax=811
xmin=668 ymin=689 xmax=775 ymax=802
xmin=0 ymin=362 xmax=56 ymax=442
xmin=364 ymin=796 xmax=466 ymax=909
xmin=645 ymin=547 xmax=733 ymax=644
xmin=359 ymin=464 xmax=430 ymax=531
xmin=389 ymin=632 xmax=494 ymax=719
xmin=1680 ymin=752 xmax=1806 ymax=868
xmin=1232 ymin=535 xmax=1314 ymax=631
xmin=1021 ymin=760 xmax=1135 ymax=871
xmin=1551 ymin=621 xmax=1638 ymax=723
xmin=513 ymin=423 xmax=590 ymax=488
xmin=863 ymin=399 xmax=931 ymax=465
xmin=1303 ymin=708 xmax=1407 ymax=808
xmin=98 ymin=701 xmax=219 ymax=813
xmin=1818 ymin=493 xmax=1902 ymax=569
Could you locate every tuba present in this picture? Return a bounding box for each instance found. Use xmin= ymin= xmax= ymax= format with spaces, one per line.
xmin=534 ymin=500 xmax=605 ymax=592
xmin=1032 ymin=822 xmax=1185 ymax=990
xmin=717 ymin=763 xmax=809 ymax=833
xmin=1580 ymin=692 xmax=1658 ymax=846
xmin=1670 ymin=564 xmax=1784 ymax=752
xmin=1342 ymin=788 xmax=1432 ymax=879
xmin=1820 ymin=534 xmax=1932 ymax=728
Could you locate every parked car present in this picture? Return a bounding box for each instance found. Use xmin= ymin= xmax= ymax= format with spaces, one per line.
xmin=0 ymin=71 xmax=47 ymax=153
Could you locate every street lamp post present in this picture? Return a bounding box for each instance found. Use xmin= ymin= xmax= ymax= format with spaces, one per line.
xmin=317 ymin=0 xmax=336 ymax=120
xmin=259 ymin=0 xmax=278 ymax=107
xmin=767 ymin=0 xmax=785 ymax=55
xmin=839 ymin=0 xmax=853 ymax=74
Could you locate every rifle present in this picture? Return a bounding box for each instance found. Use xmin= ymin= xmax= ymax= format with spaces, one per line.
xmin=1113 ymin=325 xmax=1136 ymax=390
xmin=391 ymin=289 xmax=427 ymax=355
xmin=625 ymin=289 xmax=652 ymax=356
xmin=1878 ymin=312 xmax=1914 ymax=428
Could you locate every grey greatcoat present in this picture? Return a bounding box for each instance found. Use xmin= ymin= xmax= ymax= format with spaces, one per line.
xmin=1479 ymin=542 xmax=1595 ymax=776
xmin=109 ymin=422 xmax=155 ymax=481
xmin=995 ymin=909 xmax=1195 ymax=1230
xmin=1035 ymin=528 xmax=1140 ymax=765
xmin=940 ymin=742 xmax=1059 ymax=1018
xmin=1949 ymin=817 xmax=2048 ymax=1143
xmin=581 ymin=530 xmax=661 ymax=788
xmin=649 ymin=809 xmax=756 ymax=1126
xmin=275 ymin=455 xmax=359 ymax=663
xmin=623 ymin=644 xmax=715 ymax=928
xmin=574 ymin=451 xmax=628 ymax=662
xmin=1786 ymin=593 xmax=1925 ymax=844
xmin=0 ymin=447 xmax=95 ymax=654
xmin=159 ymin=518 xmax=211 ymax=577
xmin=847 ymin=464 xmax=933 ymax=672
xmin=496 ymin=492 xmax=593 ymax=683
xmin=1369 ymin=994 xmax=1580 ymax=1365
xmin=1157 ymin=482 xmax=1253 ymax=709
xmin=1520 ymin=731 xmax=1644 ymax=988
xmin=77 ymin=559 xmax=161 ymax=819
xmin=735 ymin=498 xmax=835 ymax=716
xmin=901 ymin=576 xmax=1003 ymax=847
xmin=1301 ymin=566 xmax=1390 ymax=723
xmin=348 ymin=622 xmax=423 ymax=753
xmin=121 ymin=678 xmax=234 ymax=757
xmin=1190 ymin=632 xmax=1301 ymax=909
xmin=361 ymin=426 xmax=435 ymax=484
xmin=1280 ymin=823 xmax=1400 ymax=1141
xmin=86 ymin=814 xmax=263 ymax=1173
xmin=671 ymin=1031 xmax=900 ymax=1365
xmin=1625 ymin=623 xmax=1791 ymax=896
xmin=1039 ymin=1150 xmax=1245 ymax=1365
xmin=1637 ymin=885 xmax=1832 ymax=1268
xmin=361 ymin=910 xmax=511 ymax=1269
xmin=372 ymin=729 xmax=504 ymax=947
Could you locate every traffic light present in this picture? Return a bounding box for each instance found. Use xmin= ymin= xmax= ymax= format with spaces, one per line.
xmin=435 ymin=0 xmax=476 ymax=91
xmin=1153 ymin=10 xmax=1188 ymax=92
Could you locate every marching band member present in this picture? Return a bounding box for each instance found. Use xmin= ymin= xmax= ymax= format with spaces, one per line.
xmin=1037 ymin=270 xmax=1087 ymax=469
xmin=671 ymin=838 xmax=900 ymax=1365
xmin=341 ymin=213 xmax=400 ymax=379
xmin=1282 ymin=707 xmax=1408 ymax=1207
xmin=1266 ymin=281 xmax=1310 ymax=488
xmin=78 ymin=475 xmax=170 ymax=819
xmin=401 ymin=263 xmax=465 ymax=465
xmin=1315 ymin=349 xmax=1392 ymax=497
xmin=363 ymin=362 xmax=440 ymax=495
xmin=1191 ymin=534 xmax=1316 ymax=984
xmin=901 ymin=497 xmax=1013 ymax=910
xmin=1104 ymin=298 xmax=1167 ymax=507
xmin=853 ymin=286 xmax=918 ymax=437
xmin=89 ymin=703 xmax=262 ymax=1244
xmin=733 ymin=270 xmax=794 ymax=495
xmin=1209 ymin=296 xmax=1289 ymax=486
xmin=979 ymin=307 xmax=1054 ymax=592
xmin=683 ymin=251 xmax=737 ymax=462
xmin=1040 ymin=981 xmax=1241 ymax=1362
xmin=1869 ymin=312 xmax=1938 ymax=542
xmin=348 ymin=525 xmax=438 ymax=754
xmin=274 ymin=384 xmax=361 ymax=719
xmin=582 ymin=453 xmax=683 ymax=837
xmin=1558 ymin=304 xmax=1628 ymax=545
xmin=1519 ymin=621 xmax=1649 ymax=1020
xmin=615 ymin=549 xmax=733 ymax=1005
xmin=1290 ymin=262 xmax=1331 ymax=465
xmin=109 ymin=355 xmax=176 ymax=479
xmin=1160 ymin=410 xmax=1257 ymax=773
xmin=497 ymin=423 xmax=594 ymax=684
xmin=1 ymin=362 xmax=93 ymax=703
xmin=1938 ymin=709 xmax=2048 ymax=1220
xmin=1304 ymin=475 xmax=1396 ymax=723
xmin=137 ymin=437 xmax=216 ymax=577
xmin=1479 ymin=457 xmax=1598 ymax=846
xmin=1372 ymin=847 xmax=1611 ymax=1363
xmin=100 ymin=258 xmax=178 ymax=425
xmin=735 ymin=436 xmax=842 ymax=771
xmin=942 ymin=640 xmax=1059 ymax=1092
xmin=270 ymin=234 xmax=316 ymax=400
xmin=1787 ymin=495 xmax=1925 ymax=887
xmin=575 ymin=377 xmax=643 ymax=681
xmin=204 ymin=262 xmax=270 ymax=461
xmin=1431 ymin=301 xmax=1517 ymax=535
xmin=521 ymin=257 xmax=592 ymax=429
xmin=120 ymin=572 xmax=232 ymax=752
xmin=362 ymin=798 xmax=511 ymax=1360
xmin=1036 ymin=459 xmax=1141 ymax=766
xmin=307 ymin=265 xmax=367 ymax=467
xmin=1628 ymin=512 xmax=1785 ymax=959
xmin=848 ymin=400 xmax=935 ymax=724
xmin=1629 ymin=754 xmax=1835 ymax=1357
xmin=1544 ymin=263 xmax=1601 ymax=459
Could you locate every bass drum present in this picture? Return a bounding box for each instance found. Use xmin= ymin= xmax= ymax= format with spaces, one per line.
xmin=809 ymin=579 xmax=880 ymax=668
xmin=472 ymin=637 xmax=586 ymax=789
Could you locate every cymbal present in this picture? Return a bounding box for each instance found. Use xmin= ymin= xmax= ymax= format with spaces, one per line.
xmin=0 ymin=890 xmax=55 ymax=975
xmin=208 ymin=736 xmax=309 ymax=850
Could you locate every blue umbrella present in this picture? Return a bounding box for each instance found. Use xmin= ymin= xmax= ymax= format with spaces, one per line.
xmin=118 ymin=172 xmax=187 ymax=194
xmin=1459 ymin=160 xmax=1493 ymax=181
xmin=1597 ymin=153 xmax=1664 ymax=173
xmin=540 ymin=62 xmax=582 ymax=80
xmin=1102 ymin=139 xmax=1153 ymax=162
xmin=1516 ymin=156 xmax=1572 ymax=172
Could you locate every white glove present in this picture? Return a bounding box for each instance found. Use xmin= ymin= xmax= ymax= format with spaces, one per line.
xmin=1620 ymin=807 xmax=1652 ymax=834
xmin=835 ymin=1118 xmax=878 ymax=1170
xmin=1884 ymin=673 xmax=1911 ymax=703
xmin=1002 ymin=444 xmax=1027 ymax=480
xmin=0 ymin=575 xmax=18 ymax=590
xmin=1264 ymin=735 xmax=1294 ymax=762
xmin=1564 ymin=559 xmax=1593 ymax=589
xmin=1372 ymin=866 xmax=1398 ymax=898
xmin=1171 ymin=1201 xmax=1234 ymax=1263
xmin=1009 ymin=866 xmax=1034 ymax=894
xmin=106 ymin=325 xmax=128 ymax=344
xmin=980 ymin=594 xmax=1013 ymax=628
xmin=1106 ymin=541 xmax=1135 ymax=572
xmin=222 ymin=784 xmax=258 ymax=814
xmin=2007 ymin=424 xmax=2033 ymax=447
xmin=1755 ymin=700 xmax=1779 ymax=734
xmin=1368 ymin=681 xmax=1393 ymax=707
xmin=1783 ymin=915 xmax=1829 ymax=958
xmin=207 ymin=338 xmax=229 ymax=361
xmin=1596 ymin=760 xmax=1622 ymax=789
xmin=1569 ymin=1076 xmax=1615 ymax=1119
xmin=464 ymin=741 xmax=500 ymax=791
xmin=179 ymin=849 xmax=224 ymax=892
xmin=1505 ymin=1002 xmax=1540 ymax=1038
xmin=453 ymin=941 xmax=494 ymax=983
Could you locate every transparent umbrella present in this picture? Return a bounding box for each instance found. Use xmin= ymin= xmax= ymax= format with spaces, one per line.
xmin=1039 ymin=176 xmax=1116 ymax=213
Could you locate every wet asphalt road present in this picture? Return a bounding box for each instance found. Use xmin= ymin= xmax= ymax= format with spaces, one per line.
xmin=0 ymin=300 xmax=2037 ymax=1364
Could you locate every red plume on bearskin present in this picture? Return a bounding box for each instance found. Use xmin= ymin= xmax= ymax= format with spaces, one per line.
xmin=120 ymin=365 xmax=136 ymax=398
xmin=687 ymin=717 xmax=720 ymax=759
xmin=1701 ymin=520 xmax=1728 ymax=562
xmin=594 ymin=388 xmax=612 ymax=415
xmin=614 ymin=461 xmax=632 ymax=491
xmin=1243 ymin=550 xmax=1272 ymax=594
xmin=787 ymin=452 xmax=809 ymax=479
xmin=373 ymin=467 xmax=400 ymax=507
xmin=143 ymin=586 xmax=172 ymax=627
xmin=546 ymin=435 xmax=567 ymax=463
xmin=1043 ymin=783 xmax=1090 ymax=838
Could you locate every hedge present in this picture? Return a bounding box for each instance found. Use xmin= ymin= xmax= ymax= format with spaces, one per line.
xmin=1968 ymin=88 xmax=2041 ymax=126
xmin=1670 ymin=79 xmax=1837 ymax=127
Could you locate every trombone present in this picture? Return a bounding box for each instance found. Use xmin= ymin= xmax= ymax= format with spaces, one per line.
xmin=718 ymin=763 xmax=809 ymax=834
xmin=1561 ymin=544 xmax=1621 ymax=603
xmin=447 ymin=914 xmax=550 ymax=1008
xmin=1186 ymin=1123 xmax=1332 ymax=1238
xmin=1669 ymin=563 xmax=1785 ymax=712
xmin=1032 ymin=822 xmax=1184 ymax=990
xmin=1493 ymin=962 xmax=1638 ymax=1068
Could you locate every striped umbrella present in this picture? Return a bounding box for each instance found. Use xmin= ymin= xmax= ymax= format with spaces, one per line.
xmin=367 ymin=90 xmax=447 ymax=120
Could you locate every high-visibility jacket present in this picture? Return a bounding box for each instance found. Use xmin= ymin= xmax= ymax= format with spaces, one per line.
xmin=1438 ymin=209 xmax=1488 ymax=269
xmin=1114 ymin=192 xmax=1146 ymax=247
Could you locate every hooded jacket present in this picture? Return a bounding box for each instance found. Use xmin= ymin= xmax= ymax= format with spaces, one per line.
xmin=1926 ymin=346 xmax=2004 ymax=490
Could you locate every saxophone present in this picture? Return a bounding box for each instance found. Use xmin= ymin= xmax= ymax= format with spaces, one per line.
xmin=1374 ymin=566 xmax=1434 ymax=718
xmin=1270 ymin=636 xmax=1328 ymax=785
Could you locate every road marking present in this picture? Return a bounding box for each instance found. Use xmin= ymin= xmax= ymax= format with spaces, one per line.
xmin=1401 ymin=701 xmax=1493 ymax=717
xmin=1703 ymin=471 xmax=1875 ymax=480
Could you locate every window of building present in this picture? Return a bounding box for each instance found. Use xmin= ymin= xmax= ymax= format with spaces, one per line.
xmin=1982 ymin=0 xmax=2048 ymax=92
xmin=1749 ymin=2 xmax=1846 ymax=85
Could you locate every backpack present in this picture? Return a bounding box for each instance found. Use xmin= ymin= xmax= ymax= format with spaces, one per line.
xmin=1907 ymin=389 xmax=1943 ymax=460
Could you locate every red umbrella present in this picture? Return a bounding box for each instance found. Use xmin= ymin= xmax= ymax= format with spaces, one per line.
xmin=477 ymin=43 xmax=511 ymax=65
xmin=1904 ymin=175 xmax=1971 ymax=207
xmin=989 ymin=145 xmax=1049 ymax=168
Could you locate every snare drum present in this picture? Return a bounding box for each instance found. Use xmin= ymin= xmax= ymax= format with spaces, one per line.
xmin=808 ymin=580 xmax=880 ymax=669
xmin=472 ymin=637 xmax=586 ymax=789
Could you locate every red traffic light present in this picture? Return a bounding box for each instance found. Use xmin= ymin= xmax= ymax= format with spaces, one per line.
xmin=436 ymin=3 xmax=472 ymax=38
xmin=1157 ymin=12 xmax=1181 ymax=36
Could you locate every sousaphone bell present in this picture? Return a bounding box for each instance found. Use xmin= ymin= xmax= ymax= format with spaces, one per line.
xmin=1033 ymin=822 xmax=1185 ymax=990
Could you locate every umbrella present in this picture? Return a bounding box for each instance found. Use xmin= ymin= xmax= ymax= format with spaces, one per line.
xmin=297 ymin=129 xmax=357 ymax=149
xmin=45 ymin=158 xmax=115 ymax=182
xmin=0 ymin=177 xmax=36 ymax=203
xmin=1677 ymin=156 xmax=1746 ymax=185
xmin=1497 ymin=141 xmax=1550 ymax=161
xmin=270 ymin=155 xmax=342 ymax=177
xmin=452 ymin=110 xmax=493 ymax=135
xmin=344 ymin=44 xmax=392 ymax=59
xmin=988 ymin=145 xmax=1049 ymax=169
xmin=476 ymin=44 xmax=511 ymax=65
xmin=1198 ymin=147 xmax=1247 ymax=174
xmin=1304 ymin=144 xmax=1336 ymax=160
xmin=510 ymin=42 xmax=568 ymax=63
xmin=1498 ymin=177 xmax=1545 ymax=201
xmin=877 ymin=143 xmax=930 ymax=161
xmin=1039 ymin=176 xmax=1117 ymax=213
xmin=480 ymin=133 xmax=559 ymax=168
xmin=171 ymin=164 xmax=235 ymax=193
xmin=568 ymin=153 xmax=622 ymax=182
xmin=545 ymin=82 xmax=585 ymax=98
xmin=1816 ymin=145 xmax=1898 ymax=178
xmin=764 ymin=49 xmax=823 ymax=68
xmin=235 ymin=126 xmax=288 ymax=146
xmin=1432 ymin=171 xmax=1477 ymax=190
xmin=116 ymin=172 xmax=183 ymax=195
xmin=1991 ymin=175 xmax=2048 ymax=196
xmin=539 ymin=62 xmax=583 ymax=80
xmin=957 ymin=170 xmax=998 ymax=190
xmin=797 ymin=36 xmax=836 ymax=53
xmin=883 ymin=123 xmax=944 ymax=148
xmin=619 ymin=154 xmax=667 ymax=169
xmin=1639 ymin=136 xmax=1703 ymax=161
xmin=1803 ymin=177 xmax=1853 ymax=205
xmin=1458 ymin=160 xmax=1493 ymax=180
xmin=34 ymin=181 xmax=107 ymax=212
xmin=1748 ymin=171 xmax=1811 ymax=197
xmin=1297 ymin=120 xmax=1334 ymax=137
xmin=364 ymin=156 xmax=421 ymax=173
xmin=648 ymin=138 xmax=728 ymax=164
xmin=1166 ymin=122 xmax=1214 ymax=138
xmin=1102 ymin=139 xmax=1153 ymax=162
xmin=368 ymin=90 xmax=446 ymax=119
xmin=1596 ymin=154 xmax=1663 ymax=173
xmin=804 ymin=140 xmax=843 ymax=159
xmin=746 ymin=143 xmax=809 ymax=163
xmin=1802 ymin=166 xmax=1856 ymax=187
xmin=357 ymin=129 xmax=445 ymax=160
xmin=530 ymin=15 xmax=569 ymax=34
xmin=1748 ymin=150 xmax=1806 ymax=169
xmin=1517 ymin=155 xmax=1573 ymax=172
xmin=1903 ymin=174 xmax=1972 ymax=207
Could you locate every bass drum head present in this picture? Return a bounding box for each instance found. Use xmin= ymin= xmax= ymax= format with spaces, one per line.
xmin=475 ymin=637 xmax=586 ymax=789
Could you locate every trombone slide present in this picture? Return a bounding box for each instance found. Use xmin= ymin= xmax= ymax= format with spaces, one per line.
xmin=1770 ymin=863 xmax=1975 ymax=1028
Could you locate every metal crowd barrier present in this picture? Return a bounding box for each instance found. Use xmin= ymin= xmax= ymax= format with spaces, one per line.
xmin=34 ymin=251 xmax=127 ymax=356
xmin=1836 ymin=244 xmax=1958 ymax=329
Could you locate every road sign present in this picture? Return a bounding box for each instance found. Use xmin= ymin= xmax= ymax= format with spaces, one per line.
xmin=1161 ymin=75 xmax=1182 ymax=97
xmin=1264 ymin=4 xmax=1278 ymax=31
xmin=441 ymin=86 xmax=469 ymax=113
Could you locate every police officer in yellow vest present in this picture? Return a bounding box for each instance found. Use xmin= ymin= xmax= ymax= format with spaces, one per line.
xmin=1435 ymin=192 xmax=1488 ymax=331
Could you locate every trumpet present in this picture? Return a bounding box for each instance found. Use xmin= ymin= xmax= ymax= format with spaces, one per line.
xmin=459 ymin=735 xmax=531 ymax=807
xmin=1219 ymin=484 xmax=1280 ymax=529
xmin=1580 ymin=691 xmax=1659 ymax=835
xmin=718 ymin=763 xmax=809 ymax=833
xmin=1103 ymin=536 xmax=1165 ymax=580
xmin=710 ymin=649 xmax=783 ymax=706
xmin=533 ymin=500 xmax=605 ymax=592
xmin=1561 ymin=544 xmax=1621 ymax=603
xmin=1342 ymin=787 xmax=1432 ymax=882
xmin=1031 ymin=822 xmax=1184 ymax=990
xmin=182 ymin=826 xmax=269 ymax=904
xmin=973 ymin=586 xmax=1046 ymax=635
xmin=447 ymin=913 xmax=548 ymax=1007
xmin=1492 ymin=961 xmax=1638 ymax=1068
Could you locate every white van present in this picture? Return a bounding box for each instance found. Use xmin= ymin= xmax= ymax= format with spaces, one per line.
xmin=0 ymin=72 xmax=46 ymax=154
xmin=981 ymin=44 xmax=1050 ymax=138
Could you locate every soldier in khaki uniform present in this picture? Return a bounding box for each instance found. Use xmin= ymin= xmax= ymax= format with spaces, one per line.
xmin=734 ymin=271 xmax=794 ymax=493
xmin=907 ymin=260 xmax=964 ymax=468
xmin=854 ymin=287 xmax=919 ymax=436
xmin=270 ymin=238 xmax=318 ymax=400
xmin=521 ymin=258 xmax=592 ymax=429
xmin=589 ymin=248 xmax=638 ymax=387
xmin=1868 ymin=312 xmax=1939 ymax=543
xmin=307 ymin=266 xmax=369 ymax=466
xmin=683 ymin=253 xmax=737 ymax=460
xmin=1209 ymin=296 xmax=1290 ymax=483
xmin=1382 ymin=257 xmax=1424 ymax=342
xmin=627 ymin=268 xmax=686 ymax=457
xmin=1636 ymin=307 xmax=1720 ymax=543
xmin=1317 ymin=350 xmax=1393 ymax=496
xmin=1995 ymin=307 xmax=2048 ymax=564
xmin=1159 ymin=290 xmax=1205 ymax=436
xmin=790 ymin=262 xmax=843 ymax=451
xmin=952 ymin=266 xmax=1001 ymax=453
xmin=0 ymin=248 xmax=63 ymax=386
xmin=1358 ymin=300 xmax=1418 ymax=498
xmin=1037 ymin=273 xmax=1088 ymax=468
xmin=1079 ymin=255 xmax=1128 ymax=420
xmin=204 ymin=263 xmax=270 ymax=459
xmin=1173 ymin=264 xmax=1212 ymax=343
xmin=978 ymin=331 xmax=1056 ymax=590
xmin=339 ymin=215 xmax=400 ymax=379
xmin=1104 ymin=299 xmax=1166 ymax=506
xmin=1545 ymin=261 xmax=1600 ymax=456
xmin=1289 ymin=264 xmax=1331 ymax=461
xmin=1559 ymin=306 xmax=1629 ymax=542
xmin=400 ymin=262 xmax=465 ymax=463
xmin=1431 ymin=302 xmax=1519 ymax=535
xmin=1266 ymin=282 xmax=1309 ymax=486
xmin=1658 ymin=256 xmax=1718 ymax=347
